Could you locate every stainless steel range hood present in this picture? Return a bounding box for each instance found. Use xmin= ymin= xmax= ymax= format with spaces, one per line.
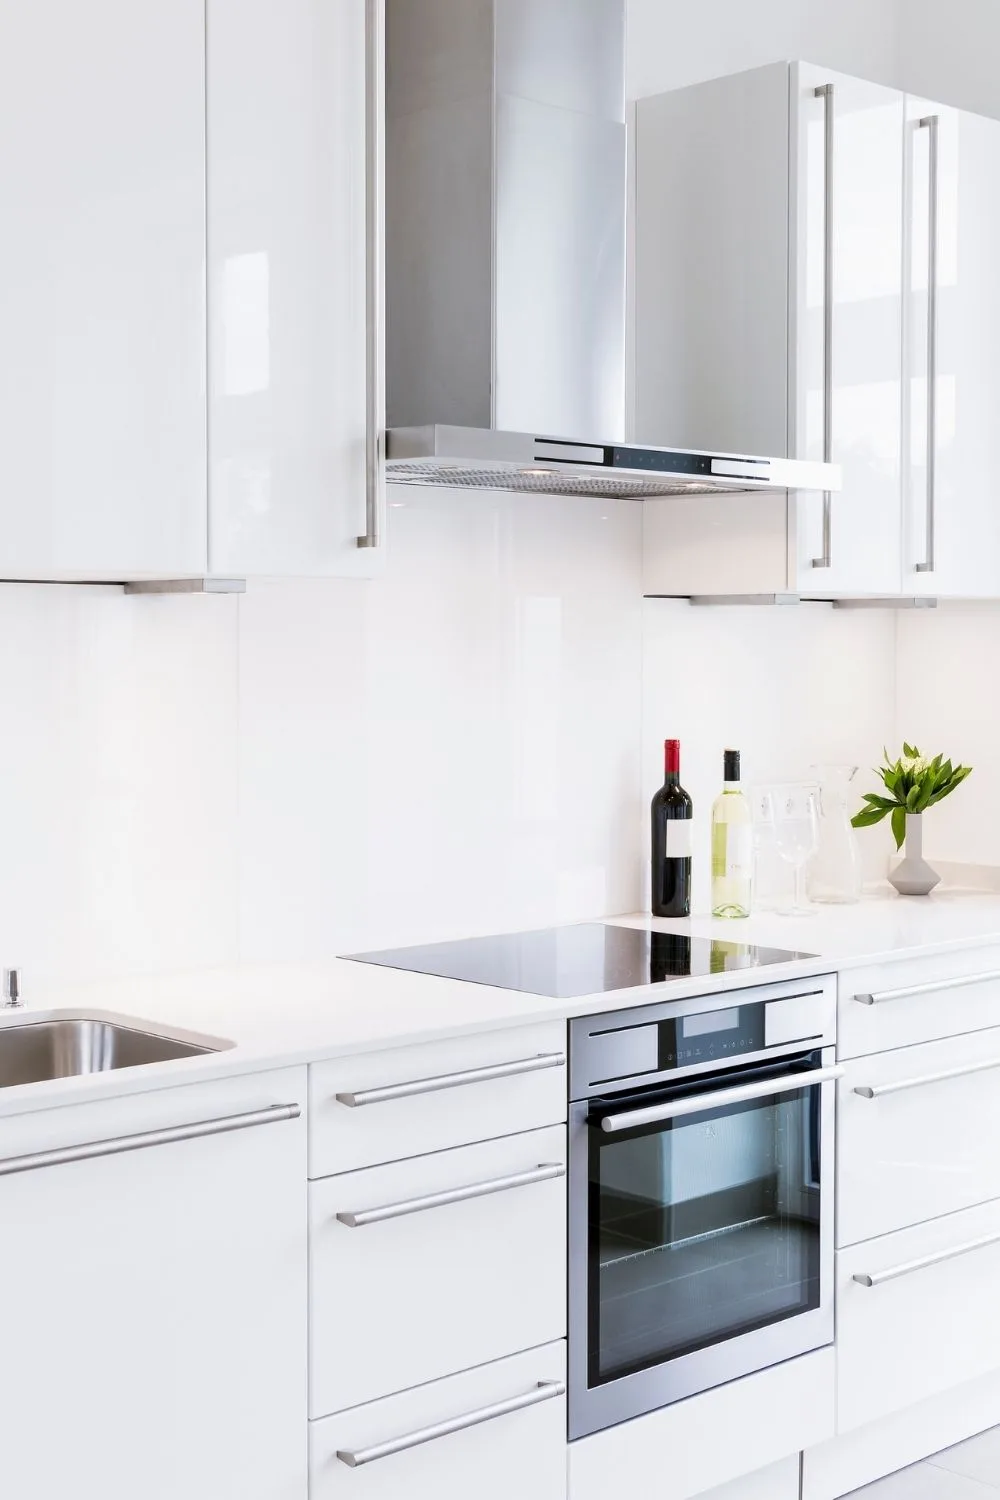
xmin=386 ymin=426 xmax=837 ymax=499
xmin=384 ymin=0 xmax=840 ymax=501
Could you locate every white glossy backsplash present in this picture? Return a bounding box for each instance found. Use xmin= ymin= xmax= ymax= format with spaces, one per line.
xmin=641 ymin=600 xmax=897 ymax=912
xmin=0 ymin=487 xmax=642 ymax=981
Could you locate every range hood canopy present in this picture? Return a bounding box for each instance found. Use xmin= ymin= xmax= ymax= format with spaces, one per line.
xmin=386 ymin=427 xmax=839 ymax=499
xmin=384 ymin=0 xmax=840 ymax=501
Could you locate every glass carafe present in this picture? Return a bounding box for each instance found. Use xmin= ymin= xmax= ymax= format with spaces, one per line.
xmin=807 ymin=765 xmax=863 ymax=904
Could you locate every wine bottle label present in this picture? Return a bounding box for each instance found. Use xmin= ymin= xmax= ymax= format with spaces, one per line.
xmin=664 ymin=820 xmax=693 ymax=859
xmin=726 ymin=827 xmax=752 ymax=875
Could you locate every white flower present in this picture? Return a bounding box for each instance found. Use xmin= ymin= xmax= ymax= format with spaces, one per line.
xmin=900 ymin=755 xmax=929 ymax=774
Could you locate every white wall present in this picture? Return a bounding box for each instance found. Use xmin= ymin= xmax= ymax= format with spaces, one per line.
xmin=626 ymin=0 xmax=904 ymax=100
xmin=899 ymin=0 xmax=1000 ymax=117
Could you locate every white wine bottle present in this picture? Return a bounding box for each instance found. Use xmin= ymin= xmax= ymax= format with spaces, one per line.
xmin=711 ymin=749 xmax=752 ymax=918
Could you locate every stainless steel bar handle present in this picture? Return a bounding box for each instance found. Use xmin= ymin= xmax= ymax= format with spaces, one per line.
xmin=358 ymin=0 xmax=385 ymax=550
xmin=853 ymin=969 xmax=1000 ymax=1005
xmin=854 ymin=1054 xmax=1000 ymax=1099
xmin=337 ymin=1162 xmax=565 ymax=1227
xmin=0 ymin=1104 xmax=300 ymax=1179
xmin=336 ymin=1380 xmax=565 ymax=1468
xmin=915 ymin=114 xmax=940 ymax=573
xmin=599 ymin=1065 xmax=845 ymax=1133
xmin=336 ymin=1051 xmax=566 ymax=1107
xmin=811 ymin=82 xmax=835 ymax=570
xmin=853 ymin=1228 xmax=1000 ymax=1288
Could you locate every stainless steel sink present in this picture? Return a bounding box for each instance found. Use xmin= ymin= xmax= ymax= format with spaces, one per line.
xmin=0 ymin=1018 xmax=216 ymax=1088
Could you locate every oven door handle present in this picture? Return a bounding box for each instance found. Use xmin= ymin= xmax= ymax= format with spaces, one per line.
xmin=597 ymin=1065 xmax=845 ymax=1133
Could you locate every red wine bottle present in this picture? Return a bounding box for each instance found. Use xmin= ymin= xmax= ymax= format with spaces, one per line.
xmin=651 ymin=739 xmax=693 ymax=918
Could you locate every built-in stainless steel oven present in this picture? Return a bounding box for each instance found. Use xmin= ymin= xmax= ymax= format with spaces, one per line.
xmin=568 ymin=975 xmax=840 ymax=1439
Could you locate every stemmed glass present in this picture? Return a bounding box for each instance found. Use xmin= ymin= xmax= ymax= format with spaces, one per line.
xmin=762 ymin=783 xmax=821 ymax=915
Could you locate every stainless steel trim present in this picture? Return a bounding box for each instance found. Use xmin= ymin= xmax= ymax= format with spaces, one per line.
xmin=811 ymin=83 xmax=835 ymax=570
xmin=599 ymin=1065 xmax=845 ymax=1132
xmin=853 ymin=969 xmax=1000 ymax=1005
xmin=832 ymin=597 xmax=938 ymax=609
xmin=854 ymin=1055 xmax=1000 ymax=1099
xmin=384 ymin=425 xmax=841 ymax=499
xmin=915 ymin=114 xmax=939 ymax=574
xmin=336 ymin=1380 xmax=565 ymax=1467
xmin=2 ymin=968 xmax=21 ymax=1010
xmin=124 ymin=579 xmax=247 ymax=595
xmin=853 ymin=1229 xmax=1000 ymax=1288
xmin=336 ymin=1051 xmax=566 ymax=1107
xmin=0 ymin=1103 xmax=300 ymax=1178
xmin=336 ymin=1162 xmax=565 ymax=1227
xmin=688 ymin=593 xmax=801 ymax=607
xmin=358 ymin=0 xmax=386 ymax=549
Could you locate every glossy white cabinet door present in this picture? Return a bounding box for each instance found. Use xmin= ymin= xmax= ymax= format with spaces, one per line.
xmin=311 ymin=1344 xmax=567 ymax=1500
xmin=208 ymin=0 xmax=382 ymax=577
xmin=904 ymin=98 xmax=1000 ymax=597
xmin=0 ymin=0 xmax=207 ymax=580
xmin=0 ymin=1070 xmax=308 ymax=1499
xmin=791 ymin=65 xmax=904 ymax=596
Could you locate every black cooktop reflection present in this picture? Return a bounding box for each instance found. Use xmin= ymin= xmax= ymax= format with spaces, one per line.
xmin=344 ymin=924 xmax=815 ymax=999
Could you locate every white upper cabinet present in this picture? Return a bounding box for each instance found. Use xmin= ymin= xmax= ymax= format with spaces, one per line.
xmin=207 ymin=0 xmax=383 ymax=578
xmin=636 ymin=62 xmax=905 ymax=599
xmin=903 ymin=97 xmax=1000 ymax=597
xmin=791 ymin=65 xmax=904 ymax=596
xmin=0 ymin=0 xmax=208 ymax=581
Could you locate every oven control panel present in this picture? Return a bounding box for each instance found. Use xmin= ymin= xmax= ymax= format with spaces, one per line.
xmin=569 ymin=978 xmax=836 ymax=1097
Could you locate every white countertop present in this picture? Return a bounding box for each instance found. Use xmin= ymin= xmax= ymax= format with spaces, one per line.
xmin=6 ymin=883 xmax=1000 ymax=1119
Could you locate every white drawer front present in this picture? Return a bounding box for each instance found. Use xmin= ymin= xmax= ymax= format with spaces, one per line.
xmin=837 ymin=1198 xmax=1000 ymax=1432
xmin=568 ymin=1348 xmax=834 ymax=1500
xmin=310 ymin=1343 xmax=567 ymax=1500
xmin=838 ymin=944 xmax=1000 ymax=1058
xmin=695 ymin=1458 xmax=800 ymax=1500
xmin=310 ymin=1125 xmax=566 ymax=1416
xmin=309 ymin=1021 xmax=566 ymax=1176
xmin=838 ymin=1026 xmax=1000 ymax=1244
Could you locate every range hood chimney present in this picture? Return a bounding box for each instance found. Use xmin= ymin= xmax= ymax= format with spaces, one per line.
xmin=384 ymin=0 xmax=839 ymax=500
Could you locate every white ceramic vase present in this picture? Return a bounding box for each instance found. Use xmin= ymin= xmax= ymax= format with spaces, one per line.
xmin=888 ymin=812 xmax=941 ymax=896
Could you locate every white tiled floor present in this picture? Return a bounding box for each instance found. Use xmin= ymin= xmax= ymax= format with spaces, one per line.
xmin=849 ymin=1426 xmax=1000 ymax=1496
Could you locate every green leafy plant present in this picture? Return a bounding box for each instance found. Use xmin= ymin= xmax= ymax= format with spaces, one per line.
xmin=852 ymin=744 xmax=972 ymax=850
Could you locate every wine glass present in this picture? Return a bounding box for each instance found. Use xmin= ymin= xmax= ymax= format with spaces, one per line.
xmin=750 ymin=787 xmax=778 ymax=909
xmin=767 ymin=783 xmax=821 ymax=915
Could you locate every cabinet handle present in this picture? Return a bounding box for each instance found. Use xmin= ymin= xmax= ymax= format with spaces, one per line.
xmin=336 ymin=1161 xmax=565 ymax=1227
xmin=853 ymin=1228 xmax=1000 ymax=1288
xmin=336 ymin=1379 xmax=565 ymax=1467
xmin=0 ymin=1103 xmax=300 ymax=1178
xmin=357 ymin=0 xmax=385 ymax=550
xmin=335 ymin=1051 xmax=566 ymax=1107
xmin=853 ymin=968 xmax=1000 ymax=1005
xmin=854 ymin=1054 xmax=1000 ymax=1099
xmin=598 ymin=1065 xmax=844 ymax=1133
xmin=915 ymin=114 xmax=940 ymax=574
xmin=811 ymin=82 xmax=835 ymax=571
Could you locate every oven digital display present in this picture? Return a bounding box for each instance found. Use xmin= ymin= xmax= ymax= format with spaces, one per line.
xmin=658 ymin=1004 xmax=765 ymax=1068
xmin=681 ymin=1007 xmax=740 ymax=1038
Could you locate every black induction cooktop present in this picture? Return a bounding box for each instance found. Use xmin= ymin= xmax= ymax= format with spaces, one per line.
xmin=344 ymin=923 xmax=815 ymax=1000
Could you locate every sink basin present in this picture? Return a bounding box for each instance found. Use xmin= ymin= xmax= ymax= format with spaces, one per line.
xmin=0 ymin=1018 xmax=215 ymax=1088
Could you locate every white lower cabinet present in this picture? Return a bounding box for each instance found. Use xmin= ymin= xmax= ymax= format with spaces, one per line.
xmin=310 ymin=1123 xmax=566 ymax=1416
xmin=837 ymin=1196 xmax=1000 ymax=1432
xmin=0 ymin=1068 xmax=308 ymax=1499
xmin=838 ymin=1025 xmax=1000 ymax=1243
xmin=310 ymin=1343 xmax=567 ymax=1499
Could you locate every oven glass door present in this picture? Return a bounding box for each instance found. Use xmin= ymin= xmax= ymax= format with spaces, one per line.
xmin=588 ymin=1057 xmax=823 ymax=1389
